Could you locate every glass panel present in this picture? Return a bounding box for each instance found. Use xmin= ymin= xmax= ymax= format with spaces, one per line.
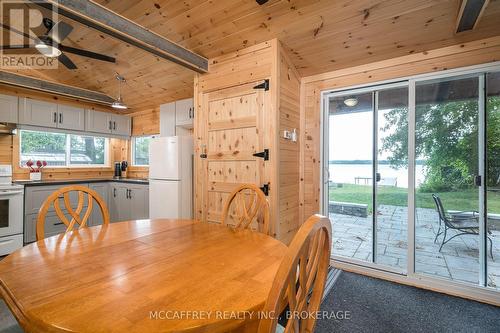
xmin=415 ymin=75 xmax=480 ymax=285
xmin=328 ymin=92 xmax=374 ymax=262
xmin=486 ymin=71 xmax=500 ymax=290
xmin=133 ymin=136 xmax=152 ymax=166
xmin=0 ymin=200 xmax=9 ymax=228
xmin=70 ymin=135 xmax=107 ymax=165
xmin=20 ymin=130 xmax=67 ymax=166
xmin=376 ymin=87 xmax=409 ymax=271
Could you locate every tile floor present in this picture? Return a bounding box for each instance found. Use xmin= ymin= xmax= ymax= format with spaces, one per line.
xmin=330 ymin=205 xmax=500 ymax=289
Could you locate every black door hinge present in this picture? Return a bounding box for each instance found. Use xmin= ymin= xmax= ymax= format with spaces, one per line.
xmin=260 ymin=183 xmax=269 ymax=196
xmin=253 ymin=79 xmax=270 ymax=91
xmin=253 ymin=149 xmax=269 ymax=161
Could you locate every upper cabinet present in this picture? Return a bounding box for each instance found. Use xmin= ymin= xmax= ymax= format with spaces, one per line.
xmin=19 ymin=98 xmax=85 ymax=131
xmin=0 ymin=94 xmax=18 ymax=123
xmin=19 ymin=98 xmax=59 ymax=128
xmin=85 ymin=110 xmax=131 ymax=136
xmin=57 ymin=104 xmax=85 ymax=131
xmin=175 ymin=98 xmax=194 ymax=128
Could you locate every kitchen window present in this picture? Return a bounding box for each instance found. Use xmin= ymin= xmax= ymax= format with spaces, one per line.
xmin=20 ymin=130 xmax=109 ymax=167
xmin=132 ymin=136 xmax=153 ymax=166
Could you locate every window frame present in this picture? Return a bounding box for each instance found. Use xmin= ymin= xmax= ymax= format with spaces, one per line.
xmin=19 ymin=129 xmax=110 ymax=169
xmin=131 ymin=135 xmax=154 ymax=167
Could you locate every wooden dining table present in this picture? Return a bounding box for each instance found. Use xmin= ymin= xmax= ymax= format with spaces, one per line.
xmin=0 ymin=219 xmax=287 ymax=333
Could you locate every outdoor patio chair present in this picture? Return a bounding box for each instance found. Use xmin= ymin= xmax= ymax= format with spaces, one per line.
xmin=432 ymin=194 xmax=494 ymax=259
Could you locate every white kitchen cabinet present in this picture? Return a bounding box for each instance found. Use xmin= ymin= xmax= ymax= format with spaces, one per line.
xmin=0 ymin=94 xmax=18 ymax=123
xmin=175 ymin=98 xmax=194 ymax=128
xmin=57 ymin=104 xmax=85 ymax=131
xmin=160 ymin=102 xmax=176 ymax=137
xmin=88 ymin=182 xmax=109 ymax=226
xmin=86 ymin=110 xmax=113 ymax=134
xmin=128 ymin=184 xmax=149 ymax=220
xmin=19 ymin=98 xmax=59 ymax=128
xmin=111 ymin=114 xmax=131 ymax=136
xmin=86 ymin=110 xmax=131 ymax=136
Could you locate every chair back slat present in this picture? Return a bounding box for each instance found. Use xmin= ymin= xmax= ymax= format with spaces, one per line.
xmin=222 ymin=184 xmax=270 ymax=235
xmin=258 ymin=215 xmax=332 ymax=333
xmin=432 ymin=194 xmax=448 ymax=222
xmin=36 ymin=185 xmax=110 ymax=240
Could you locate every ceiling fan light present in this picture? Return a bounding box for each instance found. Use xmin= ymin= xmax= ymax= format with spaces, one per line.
xmin=35 ymin=42 xmax=61 ymax=57
xmin=343 ymin=97 xmax=358 ymax=107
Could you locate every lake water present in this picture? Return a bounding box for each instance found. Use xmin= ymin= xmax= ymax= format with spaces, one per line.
xmin=329 ymin=164 xmax=426 ymax=188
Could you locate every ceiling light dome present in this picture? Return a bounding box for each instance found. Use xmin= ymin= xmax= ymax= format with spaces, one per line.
xmin=35 ymin=41 xmax=61 ymax=58
xmin=343 ymin=97 xmax=358 ymax=107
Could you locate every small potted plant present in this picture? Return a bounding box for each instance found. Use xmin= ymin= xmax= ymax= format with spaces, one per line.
xmin=26 ymin=159 xmax=47 ymax=181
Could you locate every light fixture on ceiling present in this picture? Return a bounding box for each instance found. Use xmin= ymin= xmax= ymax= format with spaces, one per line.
xmin=112 ymin=74 xmax=128 ymax=110
xmin=34 ymin=38 xmax=62 ymax=58
xmin=343 ymin=97 xmax=358 ymax=107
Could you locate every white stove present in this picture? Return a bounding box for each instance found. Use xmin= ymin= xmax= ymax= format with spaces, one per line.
xmin=0 ymin=165 xmax=24 ymax=255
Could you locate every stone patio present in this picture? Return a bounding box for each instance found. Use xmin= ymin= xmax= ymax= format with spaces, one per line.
xmin=330 ymin=205 xmax=500 ymax=289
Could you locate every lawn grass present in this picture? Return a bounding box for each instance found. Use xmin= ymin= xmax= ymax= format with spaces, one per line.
xmin=329 ymin=183 xmax=500 ymax=213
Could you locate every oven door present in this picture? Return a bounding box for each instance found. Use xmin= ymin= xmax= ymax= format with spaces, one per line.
xmin=0 ymin=189 xmax=23 ymax=237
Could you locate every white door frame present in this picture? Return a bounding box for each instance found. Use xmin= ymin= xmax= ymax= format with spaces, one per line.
xmin=320 ymin=61 xmax=500 ymax=304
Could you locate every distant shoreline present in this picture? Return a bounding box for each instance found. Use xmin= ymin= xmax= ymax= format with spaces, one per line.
xmin=330 ymin=160 xmax=426 ymax=165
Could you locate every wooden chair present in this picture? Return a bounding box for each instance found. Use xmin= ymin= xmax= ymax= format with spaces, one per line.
xmin=36 ymin=185 xmax=110 ymax=240
xmin=221 ymin=183 xmax=270 ymax=235
xmin=258 ymin=215 xmax=332 ymax=333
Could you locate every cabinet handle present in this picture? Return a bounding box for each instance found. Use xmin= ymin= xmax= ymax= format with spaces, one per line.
xmin=53 ymin=112 xmax=57 ymax=123
xmin=129 ymin=189 xmax=132 ymax=199
xmin=109 ymin=121 xmax=112 ymax=130
xmin=59 ymin=113 xmax=63 ymax=123
xmin=113 ymin=121 xmax=116 ymax=130
xmin=113 ymin=188 xmax=116 ymax=198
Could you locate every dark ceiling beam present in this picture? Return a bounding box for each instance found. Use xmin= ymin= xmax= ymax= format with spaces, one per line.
xmin=0 ymin=71 xmax=115 ymax=105
xmin=31 ymin=0 xmax=208 ymax=73
xmin=456 ymin=0 xmax=490 ymax=33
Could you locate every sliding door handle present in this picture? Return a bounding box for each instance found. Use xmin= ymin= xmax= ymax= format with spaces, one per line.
xmin=474 ymin=175 xmax=482 ymax=187
xmin=376 ymin=173 xmax=381 ymax=182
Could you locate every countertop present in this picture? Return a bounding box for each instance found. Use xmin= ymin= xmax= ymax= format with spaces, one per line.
xmin=14 ymin=178 xmax=149 ymax=187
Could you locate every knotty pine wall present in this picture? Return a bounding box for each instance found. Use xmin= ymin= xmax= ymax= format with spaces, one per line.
xmin=0 ymin=85 xmax=130 ymax=181
xmin=300 ymin=36 xmax=500 ymax=222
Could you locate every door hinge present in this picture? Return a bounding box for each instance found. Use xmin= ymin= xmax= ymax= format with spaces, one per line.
xmin=253 ymin=79 xmax=269 ymax=91
xmin=260 ymin=183 xmax=270 ymax=196
xmin=474 ymin=175 xmax=482 ymax=187
xmin=253 ymin=149 xmax=269 ymax=161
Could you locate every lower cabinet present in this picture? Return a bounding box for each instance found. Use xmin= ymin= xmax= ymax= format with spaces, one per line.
xmin=109 ymin=183 xmax=149 ymax=222
xmin=24 ymin=181 xmax=149 ymax=243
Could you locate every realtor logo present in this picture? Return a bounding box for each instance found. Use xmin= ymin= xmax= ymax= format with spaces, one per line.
xmin=0 ymin=0 xmax=59 ymax=69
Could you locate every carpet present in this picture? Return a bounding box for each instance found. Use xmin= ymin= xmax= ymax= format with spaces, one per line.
xmin=315 ymin=272 xmax=500 ymax=333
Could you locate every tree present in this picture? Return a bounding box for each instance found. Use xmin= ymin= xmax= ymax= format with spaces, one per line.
xmin=380 ymin=97 xmax=500 ymax=192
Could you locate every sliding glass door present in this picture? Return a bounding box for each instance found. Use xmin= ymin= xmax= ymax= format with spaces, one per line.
xmin=414 ymin=75 xmax=481 ymax=285
xmin=324 ymin=65 xmax=500 ymax=293
xmin=326 ymin=84 xmax=408 ymax=272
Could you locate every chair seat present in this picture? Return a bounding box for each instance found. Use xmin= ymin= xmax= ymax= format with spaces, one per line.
xmin=449 ymin=219 xmax=479 ymax=230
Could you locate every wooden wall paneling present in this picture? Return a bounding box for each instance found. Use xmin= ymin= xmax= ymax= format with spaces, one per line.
xmin=130 ymin=107 xmax=160 ymax=136
xmin=276 ymin=41 xmax=301 ymax=244
xmin=0 ymin=136 xmax=13 ymax=165
xmin=299 ymin=37 xmax=500 ymax=219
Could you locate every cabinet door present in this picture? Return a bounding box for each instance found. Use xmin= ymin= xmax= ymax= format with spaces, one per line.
xmin=88 ymin=183 xmax=109 ymax=226
xmin=57 ymin=104 xmax=85 ymax=131
xmin=24 ymin=184 xmax=88 ymax=215
xmin=128 ymin=185 xmax=149 ymax=220
xmin=109 ymin=183 xmax=130 ymax=222
xmin=86 ymin=110 xmax=112 ymax=134
xmin=111 ymin=114 xmax=131 ymax=136
xmin=175 ymin=98 xmax=194 ymax=127
xmin=160 ymin=102 xmax=176 ymax=137
xmin=19 ymin=98 xmax=58 ymax=128
xmin=0 ymin=94 xmax=18 ymax=123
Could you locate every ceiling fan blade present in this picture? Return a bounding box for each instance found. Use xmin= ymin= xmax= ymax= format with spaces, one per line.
xmin=0 ymin=23 xmax=37 ymax=42
xmin=59 ymin=45 xmax=116 ymax=63
xmin=0 ymin=45 xmax=33 ymax=50
xmin=48 ymin=21 xmax=73 ymax=44
xmin=57 ymin=52 xmax=77 ymax=70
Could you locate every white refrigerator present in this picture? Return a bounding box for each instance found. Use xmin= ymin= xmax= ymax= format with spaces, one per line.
xmin=149 ymin=136 xmax=193 ymax=219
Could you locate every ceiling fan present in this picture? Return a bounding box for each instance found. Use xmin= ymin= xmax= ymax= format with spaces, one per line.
xmin=0 ymin=18 xmax=116 ymax=69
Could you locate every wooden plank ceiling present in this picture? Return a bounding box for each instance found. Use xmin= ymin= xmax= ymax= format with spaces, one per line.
xmin=3 ymin=0 xmax=500 ymax=113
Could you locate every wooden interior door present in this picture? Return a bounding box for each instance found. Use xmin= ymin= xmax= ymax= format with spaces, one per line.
xmin=197 ymin=81 xmax=271 ymax=227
